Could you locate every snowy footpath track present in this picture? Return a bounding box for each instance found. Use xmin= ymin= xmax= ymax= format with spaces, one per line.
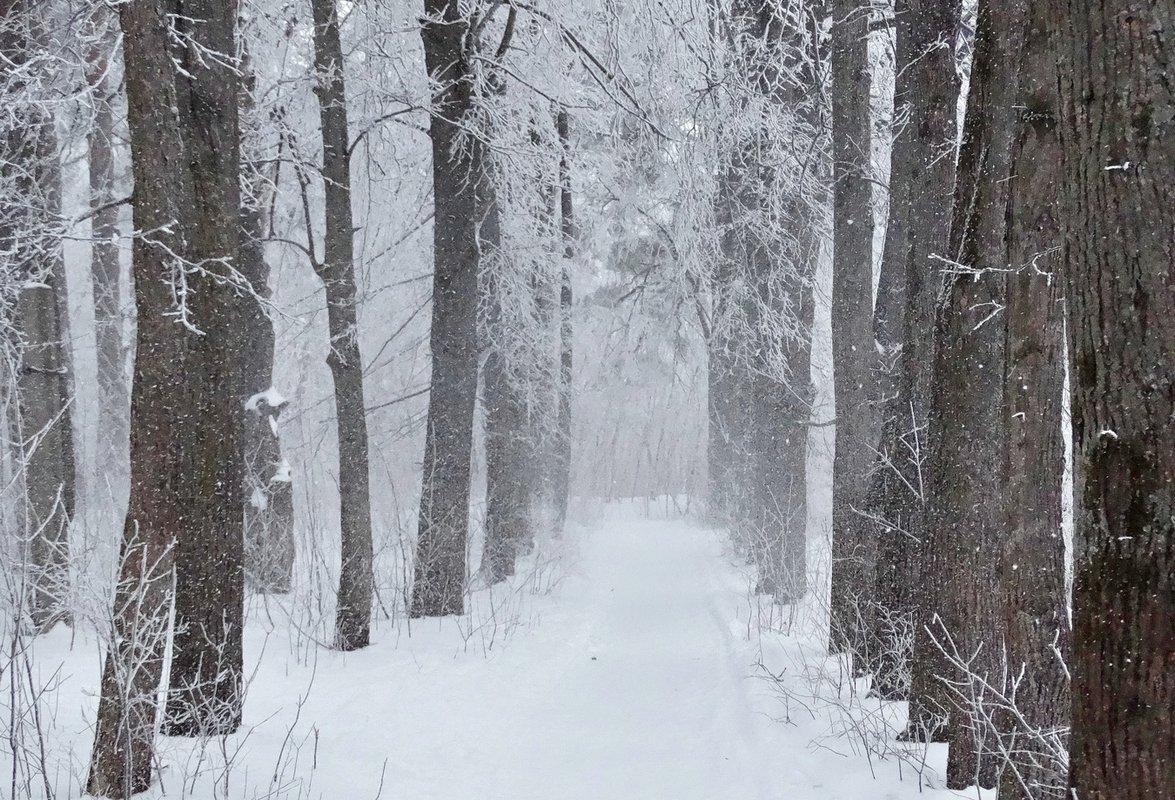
xmin=16 ymin=509 xmax=969 ymax=799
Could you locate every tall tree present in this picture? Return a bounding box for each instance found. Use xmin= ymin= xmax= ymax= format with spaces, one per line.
xmin=160 ymin=0 xmax=247 ymax=736
xmin=479 ymin=10 xmax=534 ymax=584
xmin=911 ymin=0 xmax=1024 ymax=785
xmin=0 ymin=0 xmax=77 ymax=632
xmin=307 ymin=0 xmax=374 ymax=649
xmin=710 ymin=0 xmax=821 ymax=601
xmin=85 ymin=5 xmax=128 ymax=484
xmin=1054 ymin=2 xmax=1173 ymax=798
xmin=411 ymin=0 xmax=487 ymax=617
xmin=827 ymin=0 xmax=877 ymax=654
xmin=838 ymin=0 xmax=962 ymax=695
xmin=993 ymin=5 xmax=1069 ymax=797
xmin=240 ymin=54 xmax=295 ymax=594
xmin=88 ymin=0 xmax=246 ymax=783
xmin=551 ymin=107 xmax=575 ymax=534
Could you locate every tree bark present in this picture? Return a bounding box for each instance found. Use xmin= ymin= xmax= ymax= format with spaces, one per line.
xmin=308 ymin=0 xmax=374 ymax=649
xmin=88 ymin=0 xmax=246 ymax=784
xmin=994 ymin=6 xmax=1070 ymax=797
xmin=846 ymin=0 xmax=962 ymax=697
xmin=160 ymin=0 xmax=247 ymax=737
xmin=827 ymin=0 xmax=878 ymax=656
xmin=411 ymin=0 xmax=484 ymax=617
xmin=910 ymin=0 xmax=1025 ymax=785
xmin=0 ymin=0 xmax=77 ymax=632
xmin=86 ymin=6 xmax=129 ymax=485
xmin=1054 ymin=2 xmax=1174 ymax=798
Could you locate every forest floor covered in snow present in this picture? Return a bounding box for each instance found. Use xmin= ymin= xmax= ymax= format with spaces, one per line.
xmin=11 ymin=503 xmax=986 ymax=799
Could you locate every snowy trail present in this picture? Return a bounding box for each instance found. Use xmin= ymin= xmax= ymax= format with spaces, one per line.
xmin=21 ymin=509 xmax=964 ymax=799
xmin=476 ymin=518 xmax=778 ymax=800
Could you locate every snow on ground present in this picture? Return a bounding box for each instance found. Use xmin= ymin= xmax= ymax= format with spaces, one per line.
xmin=7 ymin=503 xmax=981 ymax=799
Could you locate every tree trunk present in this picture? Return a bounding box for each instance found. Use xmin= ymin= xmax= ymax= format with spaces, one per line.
xmin=551 ymin=109 xmax=575 ymax=534
xmin=849 ymin=0 xmax=962 ymax=698
xmin=160 ymin=0 xmax=247 ymax=737
xmin=86 ymin=6 xmax=128 ymax=486
xmin=411 ymin=1 xmax=484 ymax=617
xmin=87 ymin=0 xmax=244 ymax=784
xmin=910 ymin=0 xmax=1025 ymax=785
xmin=1055 ymin=2 xmax=1173 ymax=798
xmin=480 ymin=152 xmax=533 ymax=582
xmin=239 ymin=63 xmax=295 ymax=593
xmin=827 ymin=0 xmax=878 ymax=656
xmin=308 ymin=0 xmax=374 ymax=649
xmin=992 ymin=6 xmax=1070 ymax=797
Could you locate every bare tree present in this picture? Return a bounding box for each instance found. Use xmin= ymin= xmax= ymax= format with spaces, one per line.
xmin=912 ymin=0 xmax=1025 ymax=786
xmin=843 ymin=0 xmax=962 ymax=699
xmin=307 ymin=0 xmax=374 ymax=649
xmin=88 ymin=0 xmax=246 ymax=783
xmin=551 ymin=107 xmax=575 ymax=534
xmin=1053 ymin=2 xmax=1174 ymax=798
xmin=240 ymin=50 xmax=295 ymax=594
xmin=411 ymin=0 xmax=489 ymax=617
xmin=827 ymin=0 xmax=877 ymax=656
xmin=0 ymin=0 xmax=77 ymax=633
xmin=160 ymin=0 xmax=248 ymax=736
xmin=992 ymin=5 xmax=1069 ymax=797
xmin=710 ymin=0 xmax=823 ymax=601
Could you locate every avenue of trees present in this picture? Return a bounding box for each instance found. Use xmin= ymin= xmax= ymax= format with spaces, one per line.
xmin=0 ymin=0 xmax=1168 ymax=798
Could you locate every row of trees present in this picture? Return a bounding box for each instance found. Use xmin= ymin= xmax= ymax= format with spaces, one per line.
xmin=1 ymin=0 xmax=583 ymax=796
xmin=701 ymin=1 xmax=1171 ymax=798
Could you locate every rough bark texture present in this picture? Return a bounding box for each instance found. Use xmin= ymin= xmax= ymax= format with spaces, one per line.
xmin=1054 ymin=2 xmax=1173 ymax=799
xmin=0 ymin=0 xmax=77 ymax=632
xmin=551 ymin=109 xmax=574 ymax=534
xmin=994 ymin=6 xmax=1070 ymax=797
xmin=827 ymin=0 xmax=878 ymax=658
xmin=411 ymin=0 xmax=483 ymax=617
xmin=88 ymin=0 xmax=237 ymax=786
xmin=853 ymin=0 xmax=962 ymax=697
xmin=160 ymin=0 xmax=247 ymax=737
xmin=86 ymin=6 xmax=128 ymax=484
xmin=911 ymin=0 xmax=1024 ymax=785
xmin=309 ymin=0 xmax=374 ymax=648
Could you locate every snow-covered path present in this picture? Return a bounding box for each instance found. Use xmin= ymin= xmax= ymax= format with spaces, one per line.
xmin=18 ymin=509 xmax=966 ymax=799
xmin=285 ymin=512 xmax=957 ymax=800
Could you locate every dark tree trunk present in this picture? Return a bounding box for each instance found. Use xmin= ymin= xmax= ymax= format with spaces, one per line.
xmin=994 ymin=6 xmax=1070 ymax=797
xmin=827 ymin=0 xmax=878 ymax=657
xmin=161 ymin=0 xmax=247 ymax=737
xmin=239 ymin=64 xmax=295 ymax=594
xmin=0 ymin=0 xmax=77 ymax=632
xmin=911 ymin=0 xmax=1025 ymax=785
xmin=850 ymin=0 xmax=962 ymax=698
xmin=308 ymin=0 xmax=374 ymax=649
xmin=88 ymin=0 xmax=244 ymax=784
xmin=551 ymin=109 xmax=574 ymax=534
xmin=411 ymin=0 xmax=484 ymax=617
xmin=1054 ymin=2 xmax=1173 ymax=798
xmin=86 ymin=6 xmax=129 ymax=484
